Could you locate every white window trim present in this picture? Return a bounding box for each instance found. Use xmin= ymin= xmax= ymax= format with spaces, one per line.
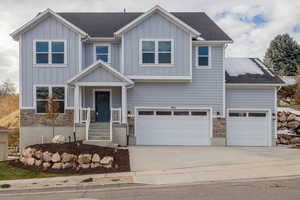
xmin=33 ymin=85 xmax=67 ymax=114
xmin=139 ymin=39 xmax=174 ymax=67
xmin=33 ymin=40 xmax=67 ymax=67
xmin=195 ymin=45 xmax=211 ymax=69
xmin=93 ymin=43 xmax=111 ymax=64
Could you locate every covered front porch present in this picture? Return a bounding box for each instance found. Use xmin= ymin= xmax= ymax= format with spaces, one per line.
xmin=68 ymin=61 xmax=134 ymax=144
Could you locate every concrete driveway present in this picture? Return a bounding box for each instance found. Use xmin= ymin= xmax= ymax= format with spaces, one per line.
xmin=129 ymin=146 xmax=300 ymax=184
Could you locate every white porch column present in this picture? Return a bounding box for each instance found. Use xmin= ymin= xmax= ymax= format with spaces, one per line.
xmin=121 ymin=86 xmax=127 ymax=124
xmin=74 ymin=85 xmax=80 ymax=123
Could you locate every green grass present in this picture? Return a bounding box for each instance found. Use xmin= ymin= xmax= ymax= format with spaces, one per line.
xmin=0 ymin=161 xmax=71 ymax=181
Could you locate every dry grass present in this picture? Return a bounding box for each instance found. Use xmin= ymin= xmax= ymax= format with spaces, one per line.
xmin=0 ymin=95 xmax=19 ymax=118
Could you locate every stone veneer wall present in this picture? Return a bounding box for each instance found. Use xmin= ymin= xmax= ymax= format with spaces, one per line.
xmin=20 ymin=109 xmax=74 ymax=127
xmin=213 ymin=118 xmax=226 ymax=138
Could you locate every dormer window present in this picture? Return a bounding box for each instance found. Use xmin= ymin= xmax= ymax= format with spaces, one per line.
xmin=34 ymin=40 xmax=66 ymax=66
xmin=140 ymin=39 xmax=174 ymax=66
xmin=196 ymin=46 xmax=210 ymax=68
xmin=94 ymin=44 xmax=111 ymax=63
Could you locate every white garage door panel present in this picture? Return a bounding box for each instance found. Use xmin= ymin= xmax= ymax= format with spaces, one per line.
xmin=136 ymin=110 xmax=211 ymax=146
xmin=227 ymin=110 xmax=271 ymax=146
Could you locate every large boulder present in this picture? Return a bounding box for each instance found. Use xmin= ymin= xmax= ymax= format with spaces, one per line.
xmin=290 ymin=137 xmax=300 ymax=144
xmin=43 ymin=151 xmax=53 ymax=162
xmin=34 ymin=150 xmax=43 ymax=159
xmin=51 ymin=152 xmax=61 ymax=163
xmin=25 ymin=157 xmax=35 ymax=166
xmin=42 ymin=162 xmax=51 ymax=170
xmin=52 ymin=135 xmax=65 ymax=144
xmin=278 ymin=113 xmax=287 ymax=122
xmin=100 ymin=156 xmax=114 ymax=167
xmin=92 ymin=153 xmax=101 ymax=163
xmin=79 ymin=163 xmax=90 ymax=169
xmin=22 ymin=148 xmax=35 ymax=158
xmin=287 ymin=121 xmax=300 ymax=130
xmin=61 ymin=153 xmax=76 ymax=162
xmin=62 ymin=162 xmax=73 ymax=169
xmin=91 ymin=162 xmax=100 ymax=168
xmin=78 ymin=154 xmax=92 ymax=164
xmin=52 ymin=162 xmax=63 ymax=170
xmin=35 ymin=159 xmax=42 ymax=167
xmin=287 ymin=114 xmax=297 ymax=121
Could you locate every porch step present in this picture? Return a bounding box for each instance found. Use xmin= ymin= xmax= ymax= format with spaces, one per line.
xmin=88 ymin=136 xmax=110 ymax=140
xmin=87 ymin=122 xmax=110 ymax=141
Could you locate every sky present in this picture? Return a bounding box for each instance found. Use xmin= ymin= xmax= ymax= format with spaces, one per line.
xmin=0 ymin=0 xmax=300 ymax=90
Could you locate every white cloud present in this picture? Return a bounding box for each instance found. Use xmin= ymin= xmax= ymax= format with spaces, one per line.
xmin=0 ymin=0 xmax=300 ymax=90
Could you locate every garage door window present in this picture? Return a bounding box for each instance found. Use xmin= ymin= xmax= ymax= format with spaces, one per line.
xmin=174 ymin=111 xmax=189 ymax=116
xmin=191 ymin=111 xmax=207 ymax=116
xmin=229 ymin=112 xmax=247 ymax=117
xmin=138 ymin=111 xmax=154 ymax=115
xmin=156 ymin=111 xmax=172 ymax=115
xmin=248 ymin=112 xmax=266 ymax=117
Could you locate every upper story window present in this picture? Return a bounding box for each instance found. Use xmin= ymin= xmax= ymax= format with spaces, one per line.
xmin=140 ymin=39 xmax=174 ymax=66
xmin=35 ymin=86 xmax=65 ymax=114
xmin=34 ymin=40 xmax=66 ymax=66
xmin=196 ymin=46 xmax=210 ymax=68
xmin=94 ymin=44 xmax=111 ymax=63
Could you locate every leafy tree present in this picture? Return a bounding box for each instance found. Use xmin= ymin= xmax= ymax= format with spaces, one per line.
xmin=0 ymin=79 xmax=16 ymax=96
xmin=44 ymin=97 xmax=60 ymax=138
xmin=264 ymin=34 xmax=300 ymax=76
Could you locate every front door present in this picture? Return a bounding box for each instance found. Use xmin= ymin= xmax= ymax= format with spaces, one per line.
xmin=95 ymin=91 xmax=110 ymax=122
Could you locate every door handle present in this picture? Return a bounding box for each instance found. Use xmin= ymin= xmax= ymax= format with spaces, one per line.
xmin=96 ymin=112 xmax=99 ymax=115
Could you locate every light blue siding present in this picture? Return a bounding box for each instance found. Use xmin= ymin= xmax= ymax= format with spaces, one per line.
xmin=21 ymin=16 xmax=80 ymax=108
xmin=127 ymin=46 xmax=225 ymax=116
xmin=77 ymin=67 xmax=123 ymax=83
xmin=123 ymin=13 xmax=191 ymax=76
xmin=82 ymin=87 xmax=121 ymax=109
xmin=226 ymin=87 xmax=276 ymax=137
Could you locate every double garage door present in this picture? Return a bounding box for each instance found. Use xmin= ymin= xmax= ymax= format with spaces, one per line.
xmin=227 ymin=109 xmax=272 ymax=146
xmin=135 ymin=108 xmax=211 ymax=145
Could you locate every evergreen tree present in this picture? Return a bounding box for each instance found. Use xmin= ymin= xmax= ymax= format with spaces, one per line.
xmin=264 ymin=33 xmax=300 ymax=76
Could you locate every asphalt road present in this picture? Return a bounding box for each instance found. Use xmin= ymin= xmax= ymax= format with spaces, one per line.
xmin=2 ymin=177 xmax=300 ymax=200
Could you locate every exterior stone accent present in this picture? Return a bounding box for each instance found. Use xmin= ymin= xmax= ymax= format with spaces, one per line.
xmin=213 ymin=117 xmax=226 ymax=138
xmin=20 ymin=109 xmax=74 ymax=127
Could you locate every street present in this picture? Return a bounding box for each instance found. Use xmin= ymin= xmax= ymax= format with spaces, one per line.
xmin=2 ymin=177 xmax=300 ymax=200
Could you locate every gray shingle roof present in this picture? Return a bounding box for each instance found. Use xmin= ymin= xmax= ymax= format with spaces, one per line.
xmin=57 ymin=12 xmax=232 ymax=41
xmin=225 ymin=57 xmax=284 ymax=84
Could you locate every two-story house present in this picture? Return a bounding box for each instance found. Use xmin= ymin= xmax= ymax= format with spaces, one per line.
xmin=11 ymin=5 xmax=284 ymax=150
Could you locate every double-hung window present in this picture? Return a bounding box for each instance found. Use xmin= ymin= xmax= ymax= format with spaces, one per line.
xmin=140 ymin=39 xmax=174 ymax=65
xmin=95 ymin=44 xmax=110 ymax=63
xmin=35 ymin=86 xmax=65 ymax=114
xmin=196 ymin=46 xmax=210 ymax=67
xmin=34 ymin=40 xmax=66 ymax=65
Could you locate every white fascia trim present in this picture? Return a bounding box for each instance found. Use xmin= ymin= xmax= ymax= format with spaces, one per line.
xmin=114 ymin=5 xmax=200 ymax=37
xmin=87 ymin=37 xmax=117 ymax=42
xmin=75 ymin=82 xmax=127 ymax=87
xmin=67 ymin=60 xmax=134 ymax=85
xmin=10 ymin=8 xmax=88 ymax=41
xmin=192 ymin=40 xmax=233 ymax=45
xmin=226 ymin=83 xmax=286 ymax=87
xmin=127 ymin=75 xmax=192 ymax=81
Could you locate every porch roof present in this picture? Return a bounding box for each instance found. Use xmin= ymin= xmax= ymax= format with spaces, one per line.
xmin=67 ymin=60 xmax=134 ymax=86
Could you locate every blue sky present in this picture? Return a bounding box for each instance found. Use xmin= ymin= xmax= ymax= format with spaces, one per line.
xmin=0 ymin=0 xmax=299 ymax=89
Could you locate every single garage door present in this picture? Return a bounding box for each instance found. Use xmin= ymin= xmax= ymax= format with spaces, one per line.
xmin=135 ymin=108 xmax=211 ymax=145
xmin=227 ymin=109 xmax=271 ymax=146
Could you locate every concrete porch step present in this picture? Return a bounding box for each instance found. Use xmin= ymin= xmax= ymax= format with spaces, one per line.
xmin=88 ymin=136 xmax=110 ymax=140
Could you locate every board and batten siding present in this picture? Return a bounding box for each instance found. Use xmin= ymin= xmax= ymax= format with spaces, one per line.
xmin=77 ymin=67 xmax=122 ymax=83
xmin=21 ymin=16 xmax=80 ymax=108
xmin=83 ymin=43 xmax=121 ymax=72
xmin=123 ymin=13 xmax=190 ymax=77
xmin=226 ymin=87 xmax=277 ymax=137
xmin=127 ymin=46 xmax=225 ymax=116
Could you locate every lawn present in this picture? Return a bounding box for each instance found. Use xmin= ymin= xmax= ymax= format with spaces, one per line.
xmin=0 ymin=161 xmax=71 ymax=181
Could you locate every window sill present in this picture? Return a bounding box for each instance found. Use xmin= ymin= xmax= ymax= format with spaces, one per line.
xmin=193 ymin=66 xmax=212 ymax=69
xmin=33 ymin=64 xmax=67 ymax=68
xmin=140 ymin=64 xmax=175 ymax=67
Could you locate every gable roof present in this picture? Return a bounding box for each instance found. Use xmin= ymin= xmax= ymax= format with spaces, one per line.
xmin=57 ymin=12 xmax=232 ymax=41
xmin=68 ymin=60 xmax=134 ymax=86
xmin=114 ymin=5 xmax=200 ymax=37
xmin=225 ymin=57 xmax=285 ymax=85
xmin=10 ymin=8 xmax=88 ymax=41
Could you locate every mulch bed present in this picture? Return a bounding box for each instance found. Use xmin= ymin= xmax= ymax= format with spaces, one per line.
xmin=10 ymin=142 xmax=130 ymax=174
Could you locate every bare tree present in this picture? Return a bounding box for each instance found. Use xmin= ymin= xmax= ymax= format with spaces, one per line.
xmin=44 ymin=96 xmax=60 ymax=137
xmin=0 ymin=79 xmax=16 ymax=96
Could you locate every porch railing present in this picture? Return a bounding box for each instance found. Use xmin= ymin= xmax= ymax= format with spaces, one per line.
xmin=79 ymin=108 xmax=91 ymax=140
xmin=111 ymin=108 xmax=122 ymax=124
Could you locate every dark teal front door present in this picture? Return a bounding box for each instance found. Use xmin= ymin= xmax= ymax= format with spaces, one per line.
xmin=95 ymin=91 xmax=110 ymax=122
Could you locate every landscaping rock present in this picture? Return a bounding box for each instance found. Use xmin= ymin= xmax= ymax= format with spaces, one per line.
xmin=22 ymin=148 xmax=35 ymax=158
xmin=52 ymin=162 xmax=63 ymax=170
xmin=290 ymin=137 xmax=300 ymax=144
xmin=278 ymin=113 xmax=287 ymax=122
xmin=35 ymin=159 xmax=42 ymax=167
xmin=52 ymin=135 xmax=65 ymax=144
xmin=100 ymin=156 xmax=114 ymax=166
xmin=43 ymin=162 xmax=51 ymax=170
xmin=61 ymin=153 xmax=76 ymax=162
xmin=51 ymin=152 xmax=61 ymax=162
xmin=34 ymin=150 xmax=43 ymax=159
xmin=91 ymin=162 xmax=100 ymax=168
xmin=42 ymin=151 xmax=52 ymax=162
xmin=79 ymin=163 xmax=90 ymax=169
xmin=92 ymin=153 xmax=101 ymax=163
xmin=25 ymin=157 xmax=35 ymax=166
xmin=62 ymin=162 xmax=73 ymax=169
xmin=287 ymin=114 xmax=297 ymax=121
xmin=78 ymin=154 xmax=92 ymax=164
xmin=287 ymin=121 xmax=300 ymax=129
